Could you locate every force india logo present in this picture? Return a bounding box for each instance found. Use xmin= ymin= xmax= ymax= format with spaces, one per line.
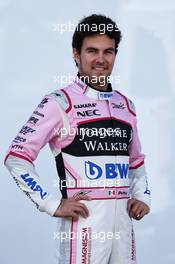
xmin=85 ymin=161 xmax=129 ymax=180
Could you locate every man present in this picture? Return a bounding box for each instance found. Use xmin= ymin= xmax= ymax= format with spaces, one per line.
xmin=5 ymin=14 xmax=150 ymax=264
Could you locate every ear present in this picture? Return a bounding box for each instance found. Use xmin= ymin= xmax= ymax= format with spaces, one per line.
xmin=73 ymin=48 xmax=80 ymax=65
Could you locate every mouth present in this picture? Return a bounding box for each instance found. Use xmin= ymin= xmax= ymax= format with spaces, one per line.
xmin=92 ymin=66 xmax=107 ymax=71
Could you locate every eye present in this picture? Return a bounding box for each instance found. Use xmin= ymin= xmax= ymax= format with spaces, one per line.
xmin=105 ymin=50 xmax=114 ymax=54
xmin=87 ymin=49 xmax=96 ymax=53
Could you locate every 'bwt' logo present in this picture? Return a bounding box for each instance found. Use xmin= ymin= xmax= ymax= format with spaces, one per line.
xmin=85 ymin=161 xmax=129 ymax=180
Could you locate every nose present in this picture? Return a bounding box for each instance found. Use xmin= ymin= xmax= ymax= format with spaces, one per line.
xmin=96 ymin=51 xmax=105 ymax=64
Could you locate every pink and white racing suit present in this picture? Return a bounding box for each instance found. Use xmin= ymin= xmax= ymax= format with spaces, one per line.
xmin=4 ymin=77 xmax=150 ymax=264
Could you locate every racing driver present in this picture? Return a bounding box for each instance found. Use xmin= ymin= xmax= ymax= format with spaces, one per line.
xmin=4 ymin=14 xmax=151 ymax=264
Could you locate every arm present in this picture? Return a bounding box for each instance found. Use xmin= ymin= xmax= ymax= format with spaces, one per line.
xmin=129 ymin=123 xmax=151 ymax=207
xmin=127 ymin=103 xmax=151 ymax=220
xmin=4 ymin=94 xmax=90 ymax=218
xmin=4 ymin=95 xmax=63 ymax=216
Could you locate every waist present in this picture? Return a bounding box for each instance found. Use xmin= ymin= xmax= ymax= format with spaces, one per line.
xmin=67 ymin=186 xmax=130 ymax=200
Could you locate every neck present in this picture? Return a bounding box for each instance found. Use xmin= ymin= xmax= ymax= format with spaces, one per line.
xmin=77 ymin=72 xmax=112 ymax=92
xmin=89 ymin=82 xmax=109 ymax=91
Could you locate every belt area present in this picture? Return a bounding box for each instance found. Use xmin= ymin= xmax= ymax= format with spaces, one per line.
xmin=67 ymin=186 xmax=130 ymax=200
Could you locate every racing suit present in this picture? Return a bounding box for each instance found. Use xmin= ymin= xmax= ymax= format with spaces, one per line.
xmin=4 ymin=76 xmax=151 ymax=264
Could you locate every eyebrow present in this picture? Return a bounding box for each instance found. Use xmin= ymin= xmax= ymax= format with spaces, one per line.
xmin=105 ymin=47 xmax=115 ymax=52
xmin=86 ymin=47 xmax=115 ymax=52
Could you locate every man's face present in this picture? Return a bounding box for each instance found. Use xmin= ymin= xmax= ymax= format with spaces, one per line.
xmin=73 ymin=34 xmax=116 ymax=88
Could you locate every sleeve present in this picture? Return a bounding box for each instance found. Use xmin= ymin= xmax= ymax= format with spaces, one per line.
xmin=4 ymin=95 xmax=64 ymax=216
xmin=128 ymin=106 xmax=151 ymax=208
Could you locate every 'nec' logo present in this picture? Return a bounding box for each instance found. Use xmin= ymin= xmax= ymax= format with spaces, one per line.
xmin=77 ymin=109 xmax=100 ymax=117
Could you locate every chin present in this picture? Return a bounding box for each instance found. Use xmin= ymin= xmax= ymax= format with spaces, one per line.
xmin=92 ymin=71 xmax=107 ymax=77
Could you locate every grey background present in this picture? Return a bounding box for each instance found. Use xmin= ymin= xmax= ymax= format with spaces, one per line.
xmin=1 ymin=0 xmax=175 ymax=263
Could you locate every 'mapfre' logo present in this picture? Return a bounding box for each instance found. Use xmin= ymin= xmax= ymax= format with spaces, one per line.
xmin=20 ymin=173 xmax=48 ymax=200
xmin=85 ymin=161 xmax=129 ymax=180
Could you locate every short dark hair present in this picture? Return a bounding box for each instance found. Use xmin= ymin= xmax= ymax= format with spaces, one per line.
xmin=72 ymin=14 xmax=122 ymax=55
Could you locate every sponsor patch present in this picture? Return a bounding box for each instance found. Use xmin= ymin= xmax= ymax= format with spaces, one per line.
xmin=20 ymin=173 xmax=48 ymax=200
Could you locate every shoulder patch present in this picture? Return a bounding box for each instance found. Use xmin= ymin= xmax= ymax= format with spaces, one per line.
xmin=116 ymin=91 xmax=136 ymax=116
xmin=127 ymin=99 xmax=136 ymax=115
xmin=47 ymin=90 xmax=69 ymax=112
